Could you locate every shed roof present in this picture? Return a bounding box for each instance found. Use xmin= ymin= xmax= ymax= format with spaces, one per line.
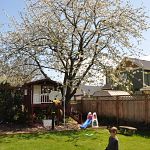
xmin=93 ymin=90 xmax=130 ymax=97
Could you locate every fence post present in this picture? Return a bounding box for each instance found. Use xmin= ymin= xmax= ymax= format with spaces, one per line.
xmin=116 ymin=96 xmax=119 ymax=125
xmin=81 ymin=98 xmax=83 ymax=114
xmin=96 ymin=100 xmax=99 ymax=116
xmin=51 ymin=112 xmax=55 ymax=130
xmin=145 ymin=95 xmax=148 ymax=125
xmin=100 ymin=100 xmax=102 ymax=117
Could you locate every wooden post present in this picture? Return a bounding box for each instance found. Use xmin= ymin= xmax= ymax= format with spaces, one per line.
xmin=100 ymin=100 xmax=102 ymax=116
xmin=116 ymin=96 xmax=119 ymax=125
xmin=96 ymin=101 xmax=99 ymax=116
xmin=51 ymin=112 xmax=55 ymax=130
xmin=81 ymin=98 xmax=83 ymax=114
xmin=145 ymin=95 xmax=148 ymax=125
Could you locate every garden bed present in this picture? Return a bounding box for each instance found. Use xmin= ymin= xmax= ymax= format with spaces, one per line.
xmin=0 ymin=118 xmax=80 ymax=135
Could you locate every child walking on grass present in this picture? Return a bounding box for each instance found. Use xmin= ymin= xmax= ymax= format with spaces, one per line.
xmin=105 ymin=127 xmax=119 ymax=150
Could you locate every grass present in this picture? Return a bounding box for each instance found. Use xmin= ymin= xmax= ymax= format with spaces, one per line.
xmin=0 ymin=129 xmax=150 ymax=150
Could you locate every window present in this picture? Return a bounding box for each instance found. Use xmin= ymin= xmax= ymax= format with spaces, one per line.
xmin=144 ymin=71 xmax=150 ymax=86
xmin=41 ymin=85 xmax=53 ymax=94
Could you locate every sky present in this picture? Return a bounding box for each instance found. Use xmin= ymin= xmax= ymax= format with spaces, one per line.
xmin=0 ymin=0 xmax=150 ymax=60
xmin=0 ymin=0 xmax=25 ymax=30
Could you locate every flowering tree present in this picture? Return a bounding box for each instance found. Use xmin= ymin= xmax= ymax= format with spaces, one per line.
xmin=0 ymin=42 xmax=39 ymax=85
xmin=0 ymin=0 xmax=148 ymax=104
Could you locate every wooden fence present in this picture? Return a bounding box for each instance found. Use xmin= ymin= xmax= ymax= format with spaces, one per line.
xmin=70 ymin=95 xmax=150 ymax=124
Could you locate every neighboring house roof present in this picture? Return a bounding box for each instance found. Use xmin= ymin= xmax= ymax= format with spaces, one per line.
xmin=118 ymin=57 xmax=150 ymax=71
xmin=102 ymin=84 xmax=113 ymax=90
xmin=128 ymin=58 xmax=150 ymax=70
xmin=75 ymin=85 xmax=102 ymax=96
xmin=93 ymin=90 xmax=130 ymax=97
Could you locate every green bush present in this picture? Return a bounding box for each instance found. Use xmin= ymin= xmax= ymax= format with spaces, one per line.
xmin=0 ymin=82 xmax=27 ymax=123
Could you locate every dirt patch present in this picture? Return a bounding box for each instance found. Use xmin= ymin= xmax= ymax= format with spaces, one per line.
xmin=0 ymin=123 xmax=46 ymax=135
xmin=0 ymin=118 xmax=80 ymax=135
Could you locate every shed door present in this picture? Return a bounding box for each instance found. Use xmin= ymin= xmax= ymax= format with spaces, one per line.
xmin=33 ymin=85 xmax=41 ymax=104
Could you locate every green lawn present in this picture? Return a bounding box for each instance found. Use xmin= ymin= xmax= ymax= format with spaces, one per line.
xmin=0 ymin=129 xmax=150 ymax=150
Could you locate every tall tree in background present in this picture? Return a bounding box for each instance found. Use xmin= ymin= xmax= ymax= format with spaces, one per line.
xmin=0 ymin=0 xmax=149 ymax=104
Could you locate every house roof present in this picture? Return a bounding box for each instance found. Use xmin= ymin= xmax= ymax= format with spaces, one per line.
xmin=102 ymin=84 xmax=113 ymax=90
xmin=118 ymin=57 xmax=150 ymax=71
xmin=128 ymin=58 xmax=150 ymax=70
xmin=75 ymin=85 xmax=102 ymax=96
xmin=24 ymin=78 xmax=61 ymax=86
xmin=93 ymin=90 xmax=130 ymax=97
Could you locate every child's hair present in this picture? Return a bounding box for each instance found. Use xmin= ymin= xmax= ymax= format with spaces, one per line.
xmin=109 ymin=126 xmax=118 ymax=133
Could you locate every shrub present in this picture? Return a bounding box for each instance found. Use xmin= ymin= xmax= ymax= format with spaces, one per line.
xmin=0 ymin=82 xmax=27 ymax=124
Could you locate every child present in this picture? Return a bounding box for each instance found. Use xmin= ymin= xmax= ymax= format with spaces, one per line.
xmin=105 ymin=127 xmax=119 ymax=150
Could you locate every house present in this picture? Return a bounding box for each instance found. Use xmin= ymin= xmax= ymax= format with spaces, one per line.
xmin=107 ymin=57 xmax=150 ymax=93
xmin=23 ymin=78 xmax=62 ymax=122
xmin=74 ymin=85 xmax=102 ymax=100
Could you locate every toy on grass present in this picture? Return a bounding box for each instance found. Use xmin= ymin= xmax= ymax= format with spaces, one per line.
xmin=80 ymin=112 xmax=99 ymax=129
xmin=80 ymin=112 xmax=93 ymax=129
xmin=92 ymin=112 xmax=99 ymax=128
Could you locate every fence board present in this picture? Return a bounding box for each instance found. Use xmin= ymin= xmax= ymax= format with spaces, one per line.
xmin=148 ymin=100 xmax=150 ymax=123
